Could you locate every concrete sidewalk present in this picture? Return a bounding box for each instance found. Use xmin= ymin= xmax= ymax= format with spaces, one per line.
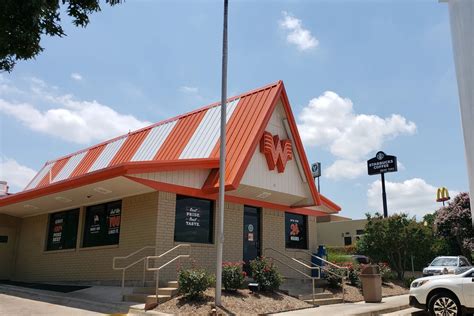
xmin=275 ymin=295 xmax=411 ymax=316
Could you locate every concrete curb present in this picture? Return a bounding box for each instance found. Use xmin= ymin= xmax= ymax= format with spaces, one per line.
xmin=0 ymin=284 xmax=131 ymax=315
xmin=351 ymin=304 xmax=411 ymax=316
xmin=128 ymin=304 xmax=173 ymax=316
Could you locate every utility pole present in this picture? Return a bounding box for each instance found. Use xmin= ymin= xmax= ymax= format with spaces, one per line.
xmin=215 ymin=0 xmax=228 ymax=307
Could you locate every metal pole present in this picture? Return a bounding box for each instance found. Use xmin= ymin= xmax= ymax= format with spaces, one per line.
xmin=381 ymin=172 xmax=388 ymax=218
xmin=215 ymin=0 xmax=228 ymax=307
xmin=317 ymin=177 xmax=320 ymax=193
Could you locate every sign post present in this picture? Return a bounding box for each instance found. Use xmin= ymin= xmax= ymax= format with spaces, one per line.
xmin=436 ymin=187 xmax=450 ymax=207
xmin=367 ymin=151 xmax=398 ymax=218
xmin=311 ymin=162 xmax=321 ymax=192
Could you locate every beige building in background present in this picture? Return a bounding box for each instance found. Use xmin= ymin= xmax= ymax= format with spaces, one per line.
xmin=0 ymin=82 xmax=340 ymax=285
xmin=317 ymin=219 xmax=367 ymax=247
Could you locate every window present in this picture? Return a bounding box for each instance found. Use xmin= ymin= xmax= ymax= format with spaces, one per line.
xmin=82 ymin=200 xmax=122 ymax=248
xmin=344 ymin=236 xmax=352 ymax=246
xmin=0 ymin=236 xmax=8 ymax=243
xmin=285 ymin=212 xmax=308 ymax=249
xmin=174 ymin=195 xmax=213 ymax=244
xmin=46 ymin=209 xmax=79 ymax=251
xmin=356 ymin=229 xmax=365 ymax=235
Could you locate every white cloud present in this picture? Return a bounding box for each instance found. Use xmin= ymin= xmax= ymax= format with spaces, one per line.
xmin=179 ymin=86 xmax=199 ymax=94
xmin=325 ymin=160 xmax=366 ymax=180
xmin=298 ymin=91 xmax=416 ymax=179
xmin=367 ymin=178 xmax=459 ymax=219
xmin=0 ymin=157 xmax=36 ymax=192
xmin=70 ymin=73 xmax=83 ymax=81
xmin=0 ymin=78 xmax=151 ymax=145
xmin=279 ymin=11 xmax=318 ymax=51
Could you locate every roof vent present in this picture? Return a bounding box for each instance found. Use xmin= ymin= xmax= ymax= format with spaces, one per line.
xmin=55 ymin=196 xmax=72 ymax=203
xmin=256 ymin=192 xmax=272 ymax=199
xmin=23 ymin=204 xmax=39 ymax=210
xmin=0 ymin=181 xmax=8 ymax=197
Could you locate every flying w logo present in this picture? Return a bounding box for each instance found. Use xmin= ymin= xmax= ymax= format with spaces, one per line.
xmin=260 ymin=131 xmax=293 ymax=173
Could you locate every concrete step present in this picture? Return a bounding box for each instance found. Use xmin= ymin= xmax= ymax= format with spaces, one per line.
xmin=123 ymin=293 xmax=171 ymax=304
xmin=167 ymin=281 xmax=178 ymax=289
xmin=298 ymin=292 xmax=334 ymax=300
xmin=132 ymin=287 xmax=178 ymax=296
xmin=304 ymin=297 xmax=344 ymax=306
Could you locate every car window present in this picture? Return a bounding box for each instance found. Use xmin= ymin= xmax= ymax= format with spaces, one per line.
xmin=430 ymin=257 xmax=458 ymax=267
xmin=460 ymin=258 xmax=471 ymax=267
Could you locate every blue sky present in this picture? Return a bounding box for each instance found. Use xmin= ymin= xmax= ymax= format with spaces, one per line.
xmin=0 ymin=0 xmax=467 ymax=219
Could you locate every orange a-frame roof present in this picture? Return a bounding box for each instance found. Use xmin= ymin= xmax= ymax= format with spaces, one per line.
xmin=0 ymin=81 xmax=340 ymax=212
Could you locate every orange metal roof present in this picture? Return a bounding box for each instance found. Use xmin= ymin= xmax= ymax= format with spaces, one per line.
xmin=1 ymin=81 xmax=340 ymax=212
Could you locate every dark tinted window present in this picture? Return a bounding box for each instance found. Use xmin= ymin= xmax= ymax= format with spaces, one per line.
xmin=82 ymin=200 xmax=122 ymax=248
xmin=0 ymin=236 xmax=8 ymax=243
xmin=344 ymin=236 xmax=352 ymax=246
xmin=285 ymin=212 xmax=308 ymax=249
xmin=174 ymin=195 xmax=213 ymax=244
xmin=46 ymin=209 xmax=79 ymax=251
xmin=356 ymin=229 xmax=365 ymax=235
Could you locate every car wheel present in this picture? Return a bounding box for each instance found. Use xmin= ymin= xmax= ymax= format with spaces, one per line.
xmin=428 ymin=292 xmax=461 ymax=316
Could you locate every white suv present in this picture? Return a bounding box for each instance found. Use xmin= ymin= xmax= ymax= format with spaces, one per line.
xmin=410 ymin=268 xmax=474 ymax=315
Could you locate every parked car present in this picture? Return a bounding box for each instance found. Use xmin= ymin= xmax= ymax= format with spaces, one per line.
xmin=409 ymin=268 xmax=474 ymax=315
xmin=422 ymin=256 xmax=472 ymax=277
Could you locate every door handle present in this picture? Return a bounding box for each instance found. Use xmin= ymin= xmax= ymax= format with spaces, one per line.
xmin=471 ymin=278 xmax=474 ymax=282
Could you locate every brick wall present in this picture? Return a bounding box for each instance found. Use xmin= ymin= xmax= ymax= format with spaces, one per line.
xmin=13 ymin=192 xmax=159 ymax=283
xmin=156 ymin=191 xmax=244 ymax=283
xmin=261 ymin=208 xmax=318 ymax=279
xmin=0 ymin=214 xmax=21 ymax=280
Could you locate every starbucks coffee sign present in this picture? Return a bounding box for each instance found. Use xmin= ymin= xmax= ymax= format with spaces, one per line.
xmin=367 ymin=151 xmax=397 ymax=175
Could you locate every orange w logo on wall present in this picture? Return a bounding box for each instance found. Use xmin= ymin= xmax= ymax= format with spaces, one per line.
xmin=260 ymin=131 xmax=293 ymax=173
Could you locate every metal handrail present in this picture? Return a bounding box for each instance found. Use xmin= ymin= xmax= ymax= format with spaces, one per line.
xmin=295 ymin=250 xmax=349 ymax=302
xmin=146 ymin=244 xmax=191 ymax=303
xmin=264 ymin=247 xmax=320 ymax=305
xmin=112 ymin=245 xmax=156 ymax=294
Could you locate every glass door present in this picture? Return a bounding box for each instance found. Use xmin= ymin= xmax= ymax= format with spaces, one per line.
xmin=243 ymin=206 xmax=261 ymax=274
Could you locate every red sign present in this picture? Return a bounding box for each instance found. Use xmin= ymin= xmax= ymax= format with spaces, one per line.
xmin=260 ymin=131 xmax=293 ymax=173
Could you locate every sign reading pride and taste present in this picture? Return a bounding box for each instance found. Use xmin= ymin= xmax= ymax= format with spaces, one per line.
xmin=260 ymin=131 xmax=293 ymax=173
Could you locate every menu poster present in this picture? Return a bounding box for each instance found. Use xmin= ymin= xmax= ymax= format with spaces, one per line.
xmin=108 ymin=206 xmax=121 ymax=235
xmin=289 ymin=218 xmax=301 ymax=242
xmin=185 ymin=206 xmax=201 ymax=227
xmin=46 ymin=209 xmax=79 ymax=251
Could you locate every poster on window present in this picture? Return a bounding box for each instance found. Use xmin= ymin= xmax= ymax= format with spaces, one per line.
xmin=285 ymin=212 xmax=307 ymax=249
xmin=108 ymin=206 xmax=121 ymax=235
xmin=83 ymin=201 xmax=121 ymax=248
xmin=46 ymin=209 xmax=79 ymax=251
xmin=185 ymin=206 xmax=201 ymax=227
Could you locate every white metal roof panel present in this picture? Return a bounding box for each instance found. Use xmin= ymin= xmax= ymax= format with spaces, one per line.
xmin=88 ymin=137 xmax=126 ymax=172
xmin=131 ymin=120 xmax=177 ymax=162
xmin=24 ymin=163 xmax=53 ymax=190
xmin=52 ymin=151 xmax=87 ymax=183
xmin=179 ymin=99 xmax=239 ymax=159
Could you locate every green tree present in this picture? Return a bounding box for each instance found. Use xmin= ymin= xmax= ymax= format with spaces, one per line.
xmin=357 ymin=213 xmax=434 ymax=280
xmin=0 ymin=0 xmax=122 ymax=72
xmin=435 ymin=192 xmax=473 ymax=259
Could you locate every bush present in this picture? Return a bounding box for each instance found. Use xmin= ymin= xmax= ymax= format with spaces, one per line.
xmin=222 ymin=261 xmax=246 ymax=291
xmin=326 ymin=266 xmax=346 ymax=288
xmin=327 ymin=246 xmax=357 ymax=255
xmin=378 ymin=263 xmax=396 ymax=282
xmin=404 ymin=276 xmax=416 ymax=289
xmin=178 ymin=268 xmax=215 ymax=299
xmin=250 ymin=257 xmax=282 ymax=292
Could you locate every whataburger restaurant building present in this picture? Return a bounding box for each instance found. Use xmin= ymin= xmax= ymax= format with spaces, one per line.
xmin=0 ymin=81 xmax=340 ymax=284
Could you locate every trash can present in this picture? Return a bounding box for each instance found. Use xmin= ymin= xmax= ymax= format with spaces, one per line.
xmin=311 ymin=245 xmax=326 ymax=277
xmin=359 ymin=265 xmax=382 ymax=303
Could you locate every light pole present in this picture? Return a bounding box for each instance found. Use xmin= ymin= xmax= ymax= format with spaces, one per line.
xmin=215 ymin=0 xmax=228 ymax=307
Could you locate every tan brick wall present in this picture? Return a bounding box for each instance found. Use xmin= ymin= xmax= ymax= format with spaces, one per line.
xmin=156 ymin=191 xmax=244 ymax=283
xmin=0 ymin=214 xmax=21 ymax=280
xmin=13 ymin=192 xmax=159 ymax=283
xmin=261 ymin=208 xmax=318 ymax=279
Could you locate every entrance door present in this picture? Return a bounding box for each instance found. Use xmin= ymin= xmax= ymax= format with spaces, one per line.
xmin=243 ymin=206 xmax=261 ymax=273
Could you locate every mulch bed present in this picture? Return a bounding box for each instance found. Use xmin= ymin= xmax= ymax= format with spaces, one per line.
xmin=154 ymin=288 xmax=312 ymax=315
xmin=328 ymin=280 xmax=409 ymax=303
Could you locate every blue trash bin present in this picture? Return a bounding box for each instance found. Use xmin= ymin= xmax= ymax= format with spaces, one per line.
xmin=312 ymin=245 xmax=327 ymax=277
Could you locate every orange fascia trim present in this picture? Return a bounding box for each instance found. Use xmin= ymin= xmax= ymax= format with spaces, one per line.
xmin=202 ymin=81 xmax=323 ymax=207
xmin=320 ymin=194 xmax=341 ymax=212
xmin=126 ymin=176 xmax=329 ymax=217
xmin=0 ymin=159 xmax=219 ymax=208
